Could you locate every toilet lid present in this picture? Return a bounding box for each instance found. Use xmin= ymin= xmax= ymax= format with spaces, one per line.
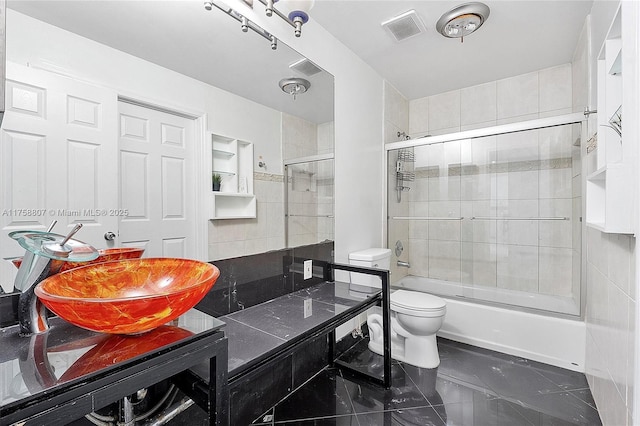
xmin=391 ymin=290 xmax=446 ymax=311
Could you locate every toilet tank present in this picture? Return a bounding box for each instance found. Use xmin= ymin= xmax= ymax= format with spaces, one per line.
xmin=349 ymin=248 xmax=391 ymax=289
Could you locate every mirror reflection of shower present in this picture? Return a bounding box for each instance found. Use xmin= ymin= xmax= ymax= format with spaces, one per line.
xmin=285 ymin=154 xmax=334 ymax=248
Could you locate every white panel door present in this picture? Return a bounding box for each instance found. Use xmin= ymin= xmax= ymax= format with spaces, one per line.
xmin=0 ymin=64 xmax=118 ymax=260
xmin=117 ymin=101 xmax=195 ymax=258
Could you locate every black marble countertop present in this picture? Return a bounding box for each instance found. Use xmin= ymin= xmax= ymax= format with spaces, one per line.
xmin=192 ymin=280 xmax=380 ymax=380
xmin=0 ymin=308 xmax=225 ymax=415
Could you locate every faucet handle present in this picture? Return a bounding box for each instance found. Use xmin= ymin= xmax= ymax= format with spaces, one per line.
xmin=43 ymin=224 xmax=83 ymax=257
xmin=59 ymin=223 xmax=83 ymax=247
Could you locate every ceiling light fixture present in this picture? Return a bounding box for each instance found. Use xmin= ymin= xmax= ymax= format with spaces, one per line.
xmin=279 ymin=77 xmax=310 ymax=100
xmin=259 ymin=0 xmax=315 ymax=37
xmin=204 ymin=1 xmax=279 ymax=49
xmin=203 ymin=0 xmax=313 ymax=50
xmin=436 ymin=2 xmax=490 ymax=43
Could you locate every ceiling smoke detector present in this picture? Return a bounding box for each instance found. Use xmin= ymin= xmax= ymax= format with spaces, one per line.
xmin=279 ymin=77 xmax=311 ymax=100
xmin=381 ymin=10 xmax=426 ymax=42
xmin=436 ymin=2 xmax=490 ymax=42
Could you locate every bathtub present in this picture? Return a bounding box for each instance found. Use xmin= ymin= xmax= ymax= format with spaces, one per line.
xmin=393 ymin=276 xmax=586 ymax=372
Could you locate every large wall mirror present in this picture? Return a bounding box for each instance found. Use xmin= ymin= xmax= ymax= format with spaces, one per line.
xmin=0 ymin=1 xmax=334 ymax=293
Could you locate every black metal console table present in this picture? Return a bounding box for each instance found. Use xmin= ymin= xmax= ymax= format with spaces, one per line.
xmin=0 ymin=308 xmax=228 ymax=426
xmin=182 ymin=261 xmax=392 ymax=401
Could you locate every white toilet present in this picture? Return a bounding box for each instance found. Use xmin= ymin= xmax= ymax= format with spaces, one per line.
xmin=349 ymin=248 xmax=447 ymax=369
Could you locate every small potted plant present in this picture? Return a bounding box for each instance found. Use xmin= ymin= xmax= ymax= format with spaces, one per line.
xmin=212 ymin=173 xmax=222 ymax=191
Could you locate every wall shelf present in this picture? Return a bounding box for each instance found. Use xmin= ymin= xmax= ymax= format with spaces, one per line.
xmin=609 ymin=49 xmax=622 ymax=75
xmin=586 ymin=164 xmax=633 ymax=234
xmin=211 ymin=193 xmax=257 ymax=219
xmin=585 ymin=6 xmax=633 ymax=235
xmin=209 ymin=132 xmax=256 ymax=220
xmin=212 ymin=170 xmax=236 ymax=177
xmin=213 ymin=148 xmax=235 ymax=158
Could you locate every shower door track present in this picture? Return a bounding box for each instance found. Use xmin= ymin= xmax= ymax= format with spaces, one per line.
xmin=283 ymin=152 xmax=334 ymax=166
xmin=385 ymin=113 xmax=585 ymax=151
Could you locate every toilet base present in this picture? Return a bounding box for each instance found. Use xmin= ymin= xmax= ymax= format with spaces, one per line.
xmin=367 ymin=311 xmax=442 ymax=369
xmin=368 ymin=335 xmax=440 ymax=369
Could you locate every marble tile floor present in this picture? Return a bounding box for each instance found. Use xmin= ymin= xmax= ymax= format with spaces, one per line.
xmin=248 ymin=338 xmax=602 ymax=426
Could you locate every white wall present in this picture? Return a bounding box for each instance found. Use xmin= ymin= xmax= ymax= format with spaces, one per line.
xmin=583 ymin=1 xmax=638 ymax=425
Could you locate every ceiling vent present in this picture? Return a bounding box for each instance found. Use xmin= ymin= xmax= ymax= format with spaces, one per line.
xmin=381 ymin=10 xmax=426 ymax=42
xmin=289 ymin=58 xmax=322 ymax=76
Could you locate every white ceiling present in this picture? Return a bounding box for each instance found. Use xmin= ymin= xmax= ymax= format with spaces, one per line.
xmin=310 ymin=0 xmax=593 ymax=99
xmin=9 ymin=0 xmax=593 ymax=121
xmin=8 ymin=0 xmax=335 ymax=124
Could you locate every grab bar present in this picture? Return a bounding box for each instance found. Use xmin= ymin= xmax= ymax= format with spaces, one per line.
xmin=471 ymin=216 xmax=568 ymax=221
xmin=391 ymin=216 xmax=464 ymax=221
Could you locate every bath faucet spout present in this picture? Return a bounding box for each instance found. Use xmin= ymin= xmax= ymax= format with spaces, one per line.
xmin=16 ymin=253 xmax=57 ymax=336
xmin=397 ymin=260 xmax=411 ymax=268
xmin=10 ymin=224 xmax=98 ymax=337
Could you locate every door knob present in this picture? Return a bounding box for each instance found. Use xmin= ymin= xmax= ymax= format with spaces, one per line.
xmin=104 ymin=231 xmax=116 ymax=241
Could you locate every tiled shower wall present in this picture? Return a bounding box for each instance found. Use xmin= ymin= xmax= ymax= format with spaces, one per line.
xmin=408 ymin=64 xmax=574 ymax=137
xmin=385 ymin=63 xmax=580 ymax=299
xmin=208 ymin=114 xmax=333 ymax=260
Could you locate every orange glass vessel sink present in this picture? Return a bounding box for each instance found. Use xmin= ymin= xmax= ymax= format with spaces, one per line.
xmin=34 ymin=258 xmax=219 ymax=335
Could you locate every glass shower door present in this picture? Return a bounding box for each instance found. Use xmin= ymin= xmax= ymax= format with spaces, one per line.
xmin=285 ymin=155 xmax=334 ymax=248
xmin=387 ymin=120 xmax=582 ymax=316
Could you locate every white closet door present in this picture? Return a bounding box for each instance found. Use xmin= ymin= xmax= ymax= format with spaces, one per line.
xmin=0 ymin=64 xmax=118 ymax=260
xmin=117 ymin=101 xmax=195 ymax=258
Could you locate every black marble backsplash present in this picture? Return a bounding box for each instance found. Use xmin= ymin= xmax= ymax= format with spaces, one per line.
xmin=1 ymin=242 xmax=334 ymax=327
xmin=196 ymin=241 xmax=335 ymax=424
xmin=196 ymin=241 xmax=334 ymax=317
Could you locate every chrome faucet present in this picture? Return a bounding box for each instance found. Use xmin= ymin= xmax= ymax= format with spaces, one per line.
xmin=11 ymin=223 xmax=98 ymax=336
xmin=397 ymin=260 xmax=411 ymax=268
